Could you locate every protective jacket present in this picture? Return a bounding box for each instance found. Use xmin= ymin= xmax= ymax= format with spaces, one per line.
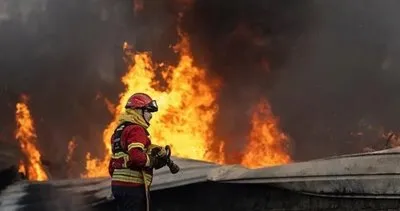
xmin=108 ymin=109 xmax=153 ymax=187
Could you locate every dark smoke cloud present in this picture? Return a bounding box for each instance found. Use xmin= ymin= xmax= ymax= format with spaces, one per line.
xmin=268 ymin=0 xmax=400 ymax=160
xmin=2 ymin=0 xmax=400 ymax=175
xmin=0 ymin=0 xmax=138 ymax=177
xmin=0 ymin=0 xmax=181 ymax=178
xmin=182 ymin=0 xmax=313 ymax=163
xmin=183 ymin=0 xmax=400 ymax=161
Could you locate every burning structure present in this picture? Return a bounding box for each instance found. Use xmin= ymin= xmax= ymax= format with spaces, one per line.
xmin=2 ymin=0 xmax=400 ymax=210
xmin=10 ymin=24 xmax=292 ymax=179
xmin=4 ymin=0 xmax=295 ymax=181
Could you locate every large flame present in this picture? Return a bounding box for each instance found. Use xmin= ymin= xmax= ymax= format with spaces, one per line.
xmin=82 ymin=29 xmax=223 ymax=177
xmin=82 ymin=27 xmax=291 ymax=177
xmin=15 ymin=95 xmax=48 ymax=181
xmin=241 ymin=99 xmax=291 ymax=168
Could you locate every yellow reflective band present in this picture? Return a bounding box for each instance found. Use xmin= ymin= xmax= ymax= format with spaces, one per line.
xmin=112 ymin=152 xmax=127 ymax=159
xmin=114 ymin=169 xmax=141 ymax=176
xmin=112 ymin=175 xmax=144 ymax=184
xmin=112 ymin=168 xmax=153 ymax=185
xmin=128 ymin=142 xmax=145 ymax=151
xmin=122 ymin=155 xmax=128 ymax=168
xmin=144 ymin=173 xmax=152 ymax=184
xmin=111 ymin=152 xmax=130 ymax=168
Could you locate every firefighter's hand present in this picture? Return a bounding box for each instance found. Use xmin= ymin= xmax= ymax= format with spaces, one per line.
xmin=148 ymin=145 xmax=168 ymax=159
xmin=156 ymin=147 xmax=168 ymax=159
xmin=148 ymin=155 xmax=167 ymax=170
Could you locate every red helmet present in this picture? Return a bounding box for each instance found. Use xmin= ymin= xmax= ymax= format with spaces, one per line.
xmin=125 ymin=93 xmax=158 ymax=112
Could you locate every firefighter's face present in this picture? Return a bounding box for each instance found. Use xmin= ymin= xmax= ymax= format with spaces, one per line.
xmin=143 ymin=110 xmax=153 ymax=122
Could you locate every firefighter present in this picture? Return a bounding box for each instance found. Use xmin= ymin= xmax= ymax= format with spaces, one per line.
xmin=108 ymin=92 xmax=167 ymax=211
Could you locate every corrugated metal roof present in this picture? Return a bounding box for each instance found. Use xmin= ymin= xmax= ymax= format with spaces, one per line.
xmin=0 ymin=157 xmax=221 ymax=210
xmin=2 ymin=147 xmax=400 ymax=210
xmin=209 ymin=147 xmax=400 ymax=183
xmin=18 ymin=157 xmax=221 ymax=202
xmin=208 ymin=147 xmax=400 ymax=198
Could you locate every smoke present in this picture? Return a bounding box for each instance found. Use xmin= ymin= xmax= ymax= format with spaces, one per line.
xmin=182 ymin=0 xmax=400 ymax=161
xmin=0 ymin=0 xmax=137 ymax=177
xmin=267 ymin=1 xmax=400 ymax=160
xmin=181 ymin=0 xmax=312 ymax=162
xmin=0 ymin=0 xmax=183 ymax=178
xmin=2 ymin=0 xmax=400 ymax=173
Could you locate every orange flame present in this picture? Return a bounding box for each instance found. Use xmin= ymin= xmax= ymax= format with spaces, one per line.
xmin=104 ymin=97 xmax=116 ymax=115
xmin=241 ymin=99 xmax=291 ymax=168
xmin=18 ymin=160 xmax=26 ymax=175
xmin=382 ymin=131 xmax=400 ymax=148
xmin=82 ymin=29 xmax=223 ymax=177
xmin=96 ymin=92 xmax=116 ymax=115
xmin=82 ymin=27 xmax=292 ymax=176
xmin=15 ymin=95 xmax=48 ymax=181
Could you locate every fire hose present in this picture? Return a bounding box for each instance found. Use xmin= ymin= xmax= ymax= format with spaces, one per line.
xmin=148 ymin=144 xmax=180 ymax=174
xmin=164 ymin=145 xmax=180 ymax=174
xmin=107 ymin=145 xmax=180 ymax=211
xmin=144 ymin=145 xmax=180 ymax=211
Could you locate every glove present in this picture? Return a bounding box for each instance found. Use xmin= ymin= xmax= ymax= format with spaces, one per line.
xmin=147 ymin=144 xmax=169 ymax=169
xmin=148 ymin=154 xmax=167 ymax=170
xmin=148 ymin=144 xmax=168 ymax=159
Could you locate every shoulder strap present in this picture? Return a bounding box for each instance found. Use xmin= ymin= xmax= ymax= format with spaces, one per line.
xmin=111 ymin=122 xmax=135 ymax=154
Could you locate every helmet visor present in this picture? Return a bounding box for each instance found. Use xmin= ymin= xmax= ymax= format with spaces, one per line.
xmin=145 ymin=100 xmax=158 ymax=112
